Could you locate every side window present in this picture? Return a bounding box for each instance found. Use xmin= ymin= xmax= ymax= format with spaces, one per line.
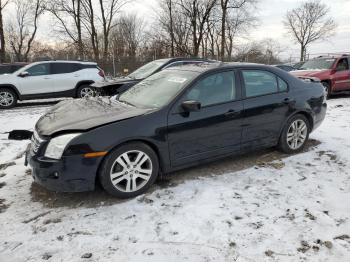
xmin=336 ymin=58 xmax=349 ymax=71
xmin=26 ymin=63 xmax=50 ymax=76
xmin=242 ymin=70 xmax=278 ymax=97
xmin=184 ymin=71 xmax=236 ymax=107
xmin=52 ymin=63 xmax=81 ymax=74
xmin=278 ymin=77 xmax=288 ymax=92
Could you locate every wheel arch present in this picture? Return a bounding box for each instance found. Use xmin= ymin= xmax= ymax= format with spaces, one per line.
xmin=95 ymin=138 xmax=165 ymax=186
xmin=0 ymin=84 xmax=21 ymax=100
xmin=278 ymin=110 xmax=314 ymax=142
xmin=75 ymin=80 xmax=95 ymax=97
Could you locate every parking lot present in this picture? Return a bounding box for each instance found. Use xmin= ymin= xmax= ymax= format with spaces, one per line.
xmin=0 ymin=96 xmax=349 ymax=261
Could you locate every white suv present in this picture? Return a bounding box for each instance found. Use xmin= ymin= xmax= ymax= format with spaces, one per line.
xmin=0 ymin=60 xmax=105 ymax=109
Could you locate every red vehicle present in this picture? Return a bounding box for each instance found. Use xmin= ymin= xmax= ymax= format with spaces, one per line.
xmin=291 ymin=54 xmax=350 ymax=97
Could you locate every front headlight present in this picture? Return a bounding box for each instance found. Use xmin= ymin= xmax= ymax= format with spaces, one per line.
xmin=44 ymin=133 xmax=81 ymax=159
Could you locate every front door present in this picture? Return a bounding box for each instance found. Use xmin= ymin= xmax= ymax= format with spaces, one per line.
xmin=333 ymin=58 xmax=350 ymax=91
xmin=167 ymin=70 xmax=243 ymax=167
xmin=240 ymin=69 xmax=291 ymax=151
xmin=17 ymin=63 xmax=53 ymax=95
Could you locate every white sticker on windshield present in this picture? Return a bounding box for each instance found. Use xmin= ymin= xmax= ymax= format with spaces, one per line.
xmin=167 ymin=77 xmax=187 ymax=83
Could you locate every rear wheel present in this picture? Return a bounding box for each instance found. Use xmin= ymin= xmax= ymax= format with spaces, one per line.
xmin=278 ymin=114 xmax=310 ymax=154
xmin=99 ymin=142 xmax=159 ymax=198
xmin=77 ymin=85 xmax=97 ymax=98
xmin=0 ymin=88 xmax=17 ymax=109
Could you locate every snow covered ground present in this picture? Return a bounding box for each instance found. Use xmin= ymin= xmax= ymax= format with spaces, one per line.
xmin=0 ymin=98 xmax=350 ymax=262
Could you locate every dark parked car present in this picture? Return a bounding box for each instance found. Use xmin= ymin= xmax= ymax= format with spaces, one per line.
xmin=0 ymin=62 xmax=28 ymax=74
xmin=92 ymin=57 xmax=217 ymax=96
xmin=25 ymin=63 xmax=327 ymax=198
xmin=274 ymin=64 xmax=296 ymax=72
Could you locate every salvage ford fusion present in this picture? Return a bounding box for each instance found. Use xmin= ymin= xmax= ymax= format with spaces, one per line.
xmin=26 ymin=63 xmax=327 ymax=198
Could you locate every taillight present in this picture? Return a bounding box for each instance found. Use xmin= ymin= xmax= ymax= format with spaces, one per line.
xmin=98 ymin=69 xmax=105 ymax=78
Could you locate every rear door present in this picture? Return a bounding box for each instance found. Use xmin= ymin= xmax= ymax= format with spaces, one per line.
xmin=333 ymin=58 xmax=350 ymax=91
xmin=51 ymin=62 xmax=82 ymax=92
xmin=16 ymin=63 xmax=53 ymax=95
xmin=167 ymin=70 xmax=244 ymax=167
xmin=240 ymin=69 xmax=291 ymax=151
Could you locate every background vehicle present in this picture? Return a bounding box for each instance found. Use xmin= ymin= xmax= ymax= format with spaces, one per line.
xmin=92 ymin=57 xmax=217 ymax=96
xmin=291 ymin=54 xmax=350 ymax=96
xmin=274 ymin=64 xmax=296 ymax=72
xmin=26 ymin=63 xmax=326 ymax=198
xmin=0 ymin=62 xmax=28 ymax=75
xmin=0 ymin=60 xmax=105 ymax=109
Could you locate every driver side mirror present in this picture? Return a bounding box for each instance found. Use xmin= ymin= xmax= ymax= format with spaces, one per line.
xmin=181 ymin=100 xmax=201 ymax=112
xmin=18 ymin=71 xmax=29 ymax=78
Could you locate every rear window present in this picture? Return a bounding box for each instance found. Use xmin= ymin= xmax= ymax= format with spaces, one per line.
xmin=242 ymin=70 xmax=279 ymax=97
xmin=82 ymin=64 xmax=98 ymax=69
xmin=51 ymin=63 xmax=81 ymax=74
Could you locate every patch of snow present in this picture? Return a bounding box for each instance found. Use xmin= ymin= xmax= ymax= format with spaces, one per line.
xmin=0 ymin=99 xmax=349 ymax=261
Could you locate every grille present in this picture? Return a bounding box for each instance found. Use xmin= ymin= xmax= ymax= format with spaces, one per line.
xmin=30 ymin=130 xmax=45 ymax=154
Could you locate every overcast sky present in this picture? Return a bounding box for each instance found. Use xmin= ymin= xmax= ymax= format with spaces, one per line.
xmin=11 ymin=0 xmax=350 ymax=60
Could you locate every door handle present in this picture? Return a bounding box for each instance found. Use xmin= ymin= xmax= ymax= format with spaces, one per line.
xmin=224 ymin=109 xmax=240 ymax=117
xmin=282 ymin=98 xmax=295 ymax=104
xmin=44 ymin=77 xmax=51 ymax=80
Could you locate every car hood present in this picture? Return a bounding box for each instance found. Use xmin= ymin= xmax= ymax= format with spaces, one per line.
xmin=290 ymin=69 xmax=329 ymax=77
xmin=92 ymin=76 xmax=140 ymax=88
xmin=0 ymin=74 xmax=14 ymax=81
xmin=36 ymin=98 xmax=152 ymax=136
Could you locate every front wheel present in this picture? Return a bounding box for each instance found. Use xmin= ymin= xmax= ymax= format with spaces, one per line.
xmin=99 ymin=142 xmax=159 ymax=198
xmin=278 ymin=114 xmax=310 ymax=154
xmin=0 ymin=88 xmax=17 ymax=109
xmin=321 ymin=81 xmax=331 ymax=98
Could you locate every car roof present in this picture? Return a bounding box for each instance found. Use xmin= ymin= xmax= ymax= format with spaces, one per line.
xmin=0 ymin=62 xmax=28 ymax=66
xmin=154 ymin=57 xmax=218 ymax=64
xmin=165 ymin=62 xmax=279 ymax=73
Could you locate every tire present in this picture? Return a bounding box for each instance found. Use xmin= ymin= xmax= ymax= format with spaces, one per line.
xmin=0 ymin=88 xmax=17 ymax=109
xmin=77 ymin=85 xmax=97 ymax=98
xmin=321 ymin=81 xmax=331 ymax=98
xmin=99 ymin=142 xmax=159 ymax=198
xmin=278 ymin=114 xmax=310 ymax=154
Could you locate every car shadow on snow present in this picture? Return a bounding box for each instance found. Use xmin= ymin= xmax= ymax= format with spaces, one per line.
xmin=29 ymin=139 xmax=321 ymax=209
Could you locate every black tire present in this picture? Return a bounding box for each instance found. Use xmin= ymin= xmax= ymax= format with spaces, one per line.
xmin=322 ymin=81 xmax=331 ymax=98
xmin=76 ymin=85 xmax=97 ymax=98
xmin=99 ymin=142 xmax=159 ymax=198
xmin=0 ymin=88 xmax=17 ymax=109
xmin=278 ymin=114 xmax=310 ymax=154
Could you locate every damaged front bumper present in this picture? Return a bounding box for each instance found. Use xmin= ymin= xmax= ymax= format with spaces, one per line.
xmin=25 ymin=146 xmax=99 ymax=192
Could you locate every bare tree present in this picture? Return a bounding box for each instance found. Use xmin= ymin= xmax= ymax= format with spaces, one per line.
xmin=219 ymin=0 xmax=256 ymax=61
xmin=112 ymin=13 xmax=144 ymax=58
xmin=7 ymin=0 xmax=45 ymax=62
xmin=178 ymin=0 xmax=217 ymax=56
xmin=0 ymin=0 xmax=9 ymax=62
xmin=46 ymin=0 xmax=84 ymax=59
xmin=283 ymin=0 xmax=337 ymax=62
xmin=98 ymin=0 xmax=129 ymax=61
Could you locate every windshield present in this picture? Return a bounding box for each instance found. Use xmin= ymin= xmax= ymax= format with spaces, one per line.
xmin=118 ymin=70 xmax=198 ymax=109
xmin=300 ymin=58 xmax=335 ymax=70
xmin=128 ymin=59 xmax=170 ymax=79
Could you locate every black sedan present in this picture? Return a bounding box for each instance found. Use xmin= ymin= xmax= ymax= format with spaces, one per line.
xmin=26 ymin=63 xmax=327 ymax=198
xmin=91 ymin=57 xmax=216 ymax=96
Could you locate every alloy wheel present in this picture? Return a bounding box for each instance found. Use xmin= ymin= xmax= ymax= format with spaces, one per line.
xmin=0 ymin=91 xmax=14 ymax=107
xmin=286 ymin=119 xmax=308 ymax=150
xmin=109 ymin=150 xmax=153 ymax=193
xmin=80 ymin=87 xmax=95 ymax=98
